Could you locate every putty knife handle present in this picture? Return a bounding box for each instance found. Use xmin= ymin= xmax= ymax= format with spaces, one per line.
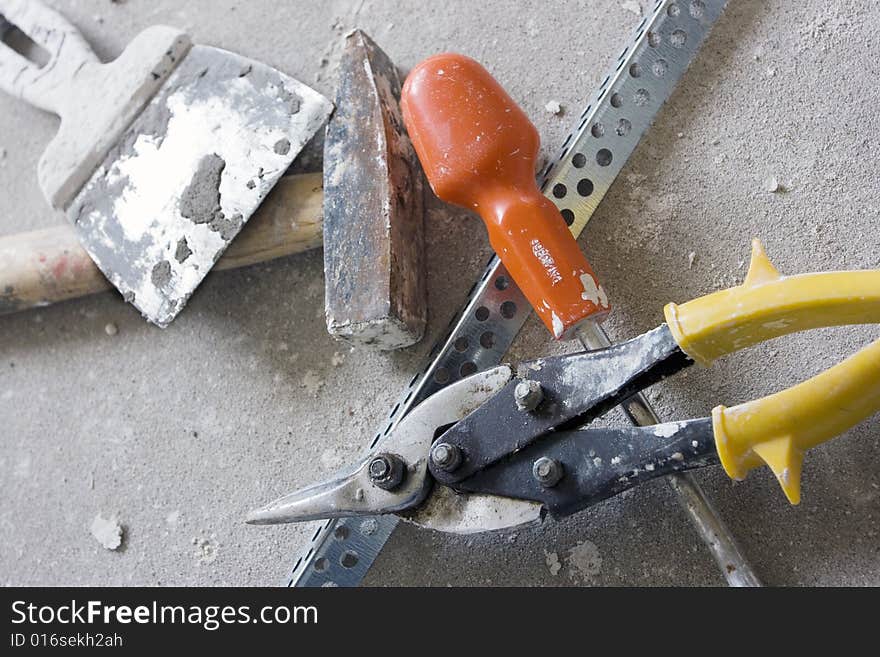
xmin=0 ymin=0 xmax=98 ymax=114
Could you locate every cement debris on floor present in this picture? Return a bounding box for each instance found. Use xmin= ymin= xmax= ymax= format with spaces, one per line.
xmin=2 ymin=0 xmax=879 ymax=586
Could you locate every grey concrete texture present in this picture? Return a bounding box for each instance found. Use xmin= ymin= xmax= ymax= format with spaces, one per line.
xmin=1 ymin=0 xmax=878 ymax=586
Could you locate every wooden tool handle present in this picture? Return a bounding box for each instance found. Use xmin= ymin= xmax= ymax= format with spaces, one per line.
xmin=0 ymin=173 xmax=324 ymax=316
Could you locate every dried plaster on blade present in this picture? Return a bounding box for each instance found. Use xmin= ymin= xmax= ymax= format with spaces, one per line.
xmin=75 ymin=81 xmax=285 ymax=320
xmin=404 ymin=484 xmax=543 ymax=535
xmin=653 ymin=420 xmax=688 ymax=438
xmin=552 ymin=326 xmax=679 ymax=410
xmin=68 ymin=47 xmax=331 ymax=326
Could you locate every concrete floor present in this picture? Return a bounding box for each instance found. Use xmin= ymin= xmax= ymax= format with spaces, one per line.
xmin=2 ymin=0 xmax=878 ymax=586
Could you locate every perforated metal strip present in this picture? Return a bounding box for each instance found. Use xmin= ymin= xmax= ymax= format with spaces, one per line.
xmin=287 ymin=0 xmax=729 ymax=587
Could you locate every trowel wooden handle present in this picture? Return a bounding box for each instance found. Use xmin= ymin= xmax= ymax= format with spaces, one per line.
xmin=0 ymin=173 xmax=324 ymax=316
xmin=401 ymin=53 xmax=610 ymax=338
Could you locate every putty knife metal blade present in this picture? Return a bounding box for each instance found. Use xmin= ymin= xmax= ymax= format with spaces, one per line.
xmin=0 ymin=0 xmax=332 ymax=326
xmin=67 ymin=46 xmax=331 ymax=326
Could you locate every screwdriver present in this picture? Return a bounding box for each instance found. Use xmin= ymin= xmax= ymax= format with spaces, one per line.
xmin=401 ymin=54 xmax=610 ymax=339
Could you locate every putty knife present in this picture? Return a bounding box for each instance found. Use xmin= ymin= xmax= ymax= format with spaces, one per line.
xmin=0 ymin=0 xmax=332 ymax=326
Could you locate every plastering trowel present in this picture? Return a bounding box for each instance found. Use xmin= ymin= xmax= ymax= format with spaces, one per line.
xmin=0 ymin=0 xmax=331 ymax=326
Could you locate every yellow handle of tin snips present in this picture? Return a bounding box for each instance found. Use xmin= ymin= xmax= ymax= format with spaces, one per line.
xmin=664 ymin=239 xmax=880 ymax=366
xmin=711 ymin=337 xmax=880 ymax=504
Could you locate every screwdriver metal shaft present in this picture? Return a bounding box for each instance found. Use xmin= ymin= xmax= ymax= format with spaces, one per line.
xmin=576 ymin=321 xmax=761 ymax=587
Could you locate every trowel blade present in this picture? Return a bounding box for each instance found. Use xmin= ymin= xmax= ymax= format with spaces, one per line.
xmin=67 ymin=45 xmax=332 ymax=327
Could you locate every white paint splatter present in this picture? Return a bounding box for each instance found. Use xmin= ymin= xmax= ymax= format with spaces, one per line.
xmin=621 ymin=1 xmax=642 ymax=17
xmin=579 ymin=273 xmax=609 ymax=307
xmin=90 ymin=514 xmax=123 ymax=550
xmin=567 ymin=540 xmax=602 ymax=583
xmin=545 ymin=550 xmax=562 ymax=576
xmin=551 ymin=312 xmax=564 ymax=338
xmin=653 ymin=422 xmax=682 ymax=438
xmin=301 ymin=370 xmax=324 ymax=395
xmin=194 ymin=537 xmax=218 ymax=563
xmin=763 ymin=175 xmax=781 ymax=193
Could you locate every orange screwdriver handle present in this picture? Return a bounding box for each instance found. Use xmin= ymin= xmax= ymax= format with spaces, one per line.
xmin=401 ymin=54 xmax=610 ymax=338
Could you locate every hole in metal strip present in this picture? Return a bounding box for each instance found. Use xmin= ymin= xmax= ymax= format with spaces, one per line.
xmin=671 ymin=29 xmax=687 ymax=48
xmin=434 ymin=367 xmax=451 ymax=384
xmin=577 ymin=179 xmax=594 ymax=197
xmin=480 ymin=331 xmax=496 ymax=349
